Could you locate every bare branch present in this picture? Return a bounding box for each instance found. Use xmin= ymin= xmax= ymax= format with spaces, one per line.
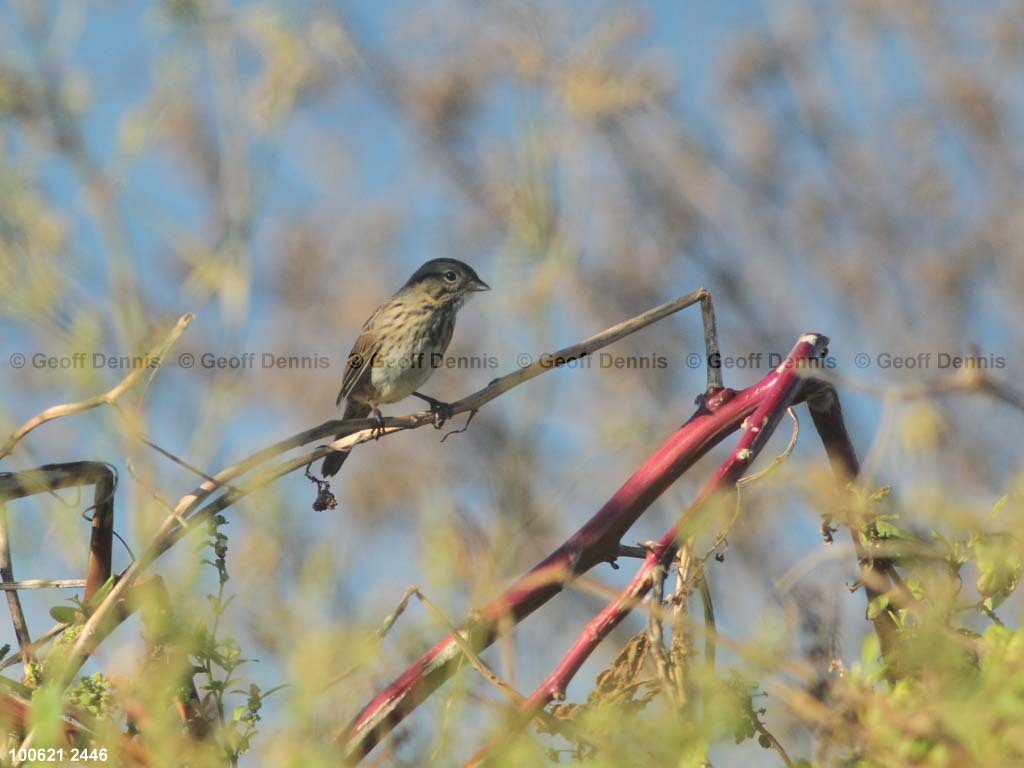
xmin=0 ymin=579 xmax=87 ymax=591
xmin=0 ymin=506 xmax=32 ymax=669
xmin=0 ymin=313 xmax=195 ymax=461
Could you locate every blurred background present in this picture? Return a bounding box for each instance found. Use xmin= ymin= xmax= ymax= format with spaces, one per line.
xmin=0 ymin=0 xmax=1022 ymax=765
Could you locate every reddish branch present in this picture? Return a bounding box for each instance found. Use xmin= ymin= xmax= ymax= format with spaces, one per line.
xmin=802 ymin=381 xmax=903 ymax=667
xmin=463 ymin=334 xmax=826 ymax=765
xmin=0 ymin=464 xmax=203 ymax=746
xmin=342 ymin=333 xmax=831 ymax=763
xmin=0 ymin=462 xmax=118 ymax=657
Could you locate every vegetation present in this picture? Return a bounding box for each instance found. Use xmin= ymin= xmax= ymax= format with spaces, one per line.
xmin=0 ymin=1 xmax=1021 ymax=766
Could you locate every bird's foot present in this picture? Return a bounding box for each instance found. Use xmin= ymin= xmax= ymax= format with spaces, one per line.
xmin=413 ymin=391 xmax=453 ymax=429
xmin=370 ymin=407 xmax=386 ymax=440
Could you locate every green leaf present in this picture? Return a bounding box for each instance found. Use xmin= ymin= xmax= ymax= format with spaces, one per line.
xmin=868 ymin=485 xmax=893 ymax=503
xmin=988 ymin=494 xmax=1009 ymax=521
xmin=872 ymin=518 xmax=908 ymax=540
xmin=28 ymin=684 xmax=64 ymax=747
xmin=49 ymin=605 xmax=79 ymax=623
xmin=867 ymin=594 xmax=891 ymax=620
xmin=975 ymin=534 xmax=1023 ymax=603
xmin=83 ymin=575 xmax=116 ymax=610
xmin=859 ymin=633 xmax=882 ymax=676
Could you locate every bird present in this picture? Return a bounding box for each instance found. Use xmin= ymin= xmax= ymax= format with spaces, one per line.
xmin=321 ymin=258 xmax=490 ymax=477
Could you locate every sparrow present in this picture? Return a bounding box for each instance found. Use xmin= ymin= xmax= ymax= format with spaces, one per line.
xmin=321 ymin=258 xmax=490 ymax=477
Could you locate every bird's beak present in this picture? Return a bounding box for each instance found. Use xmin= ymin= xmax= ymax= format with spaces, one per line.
xmin=469 ymin=277 xmax=491 ymax=292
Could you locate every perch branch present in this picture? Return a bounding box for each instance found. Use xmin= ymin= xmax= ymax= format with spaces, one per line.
xmin=58 ymin=291 xmax=718 ymax=690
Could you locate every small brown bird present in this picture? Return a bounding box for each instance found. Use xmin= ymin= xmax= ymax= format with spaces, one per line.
xmin=322 ymin=258 xmax=490 ymax=476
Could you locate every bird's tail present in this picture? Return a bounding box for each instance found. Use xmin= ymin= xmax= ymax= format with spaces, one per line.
xmin=322 ymin=400 xmax=372 ymax=477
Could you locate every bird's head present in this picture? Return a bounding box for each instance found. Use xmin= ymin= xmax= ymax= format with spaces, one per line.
xmin=401 ymin=258 xmax=490 ymax=302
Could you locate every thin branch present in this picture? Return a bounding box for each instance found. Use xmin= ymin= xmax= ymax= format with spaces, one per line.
xmin=322 ymin=586 xmax=420 ymax=691
xmin=0 ymin=506 xmax=32 ymax=669
xmin=442 ymin=288 xmax=713 ymax=424
xmin=697 ymin=566 xmax=716 ymax=671
xmin=0 ymin=622 xmax=70 ymax=673
xmin=616 ymin=544 xmax=649 ymax=560
xmin=0 ymin=462 xmax=120 ymax=608
xmin=668 ymin=544 xmax=693 ymax=710
xmin=139 ymin=436 xmax=221 ymax=484
xmin=645 ymin=563 xmax=676 ymax=705
xmin=829 ymin=365 xmax=1024 ymax=411
xmin=0 ymin=579 xmax=86 ymax=591
xmin=698 ymin=407 xmax=800 ymax=566
xmin=565 ymin=575 xmax=820 ymax=687
xmin=167 ymin=290 xmax=712 ymax=530
xmin=58 ymin=290 xmax=717 ymax=690
xmin=747 ymin=703 xmax=795 ymax=768
xmin=0 ymin=313 xmax=194 ymax=461
xmin=701 ymin=291 xmax=723 ymax=390
xmin=410 ymin=587 xmax=524 ymax=707
xmin=84 ymin=466 xmax=117 ymax=604
xmin=737 ymin=407 xmax=800 ymax=490
xmin=0 ymin=462 xmax=119 ymax=501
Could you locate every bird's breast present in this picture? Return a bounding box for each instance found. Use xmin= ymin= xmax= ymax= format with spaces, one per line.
xmin=367 ymin=301 xmax=457 ymax=403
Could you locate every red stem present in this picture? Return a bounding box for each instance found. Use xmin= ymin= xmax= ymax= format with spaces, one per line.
xmin=85 ymin=467 xmax=116 ymax=604
xmin=802 ymin=380 xmax=902 ymax=665
xmin=343 ymin=334 xmax=830 ymax=763
xmin=464 ymin=333 xmax=826 ymax=766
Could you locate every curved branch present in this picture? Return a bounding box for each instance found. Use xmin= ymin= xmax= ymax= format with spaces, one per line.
xmin=0 ymin=313 xmax=195 ymax=462
xmin=57 ymin=290 xmax=713 ymax=692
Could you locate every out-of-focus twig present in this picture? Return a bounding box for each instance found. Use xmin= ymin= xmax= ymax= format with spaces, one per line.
xmin=829 ymin=365 xmax=1024 ymax=412
xmin=0 ymin=506 xmax=32 ymax=669
xmin=322 ymin=585 xmax=420 ymax=690
xmin=0 ymin=579 xmax=86 ymax=591
xmin=0 ymin=313 xmax=194 ymax=462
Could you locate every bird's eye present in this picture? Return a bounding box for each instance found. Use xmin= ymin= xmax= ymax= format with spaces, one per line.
xmin=443 ymin=270 xmax=458 ymax=283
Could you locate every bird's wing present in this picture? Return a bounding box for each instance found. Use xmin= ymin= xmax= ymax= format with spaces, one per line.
xmin=336 ymin=329 xmax=379 ymax=407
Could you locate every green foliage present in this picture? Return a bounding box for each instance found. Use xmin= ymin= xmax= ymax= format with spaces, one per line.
xmin=975 ymin=534 xmax=1022 ymax=606
xmin=66 ymin=673 xmax=113 ymax=719
xmin=191 ymin=512 xmax=281 ymax=764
